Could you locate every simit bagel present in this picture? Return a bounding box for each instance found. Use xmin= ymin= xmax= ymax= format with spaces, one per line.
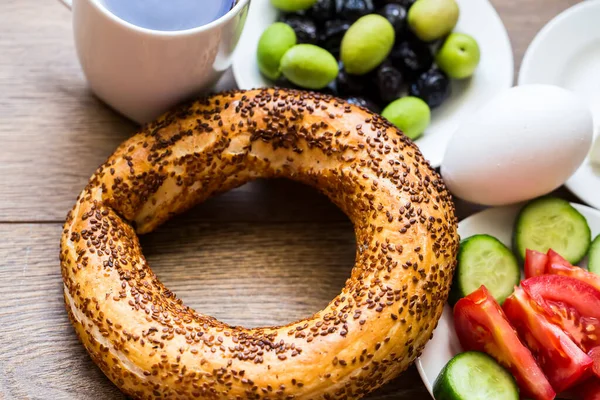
xmin=60 ymin=88 xmax=459 ymax=399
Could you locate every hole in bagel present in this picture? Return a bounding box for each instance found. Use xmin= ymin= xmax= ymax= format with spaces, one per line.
xmin=139 ymin=179 xmax=356 ymax=328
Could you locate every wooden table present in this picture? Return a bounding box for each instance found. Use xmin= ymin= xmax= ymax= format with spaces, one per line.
xmin=0 ymin=0 xmax=581 ymax=398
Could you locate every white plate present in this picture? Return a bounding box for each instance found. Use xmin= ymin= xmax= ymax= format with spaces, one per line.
xmin=519 ymin=0 xmax=600 ymax=210
xmin=232 ymin=0 xmax=513 ymax=167
xmin=415 ymin=203 xmax=600 ymax=398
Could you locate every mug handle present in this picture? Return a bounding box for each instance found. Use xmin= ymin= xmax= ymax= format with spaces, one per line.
xmin=57 ymin=0 xmax=72 ymax=10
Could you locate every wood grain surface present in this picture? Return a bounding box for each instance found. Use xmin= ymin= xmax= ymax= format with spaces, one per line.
xmin=0 ymin=0 xmax=582 ymax=399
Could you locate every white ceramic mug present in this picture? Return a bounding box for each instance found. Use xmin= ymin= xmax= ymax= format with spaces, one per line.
xmin=58 ymin=0 xmax=250 ymax=123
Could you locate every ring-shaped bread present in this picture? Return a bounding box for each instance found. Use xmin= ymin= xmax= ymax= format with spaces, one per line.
xmin=61 ymin=88 xmax=458 ymax=400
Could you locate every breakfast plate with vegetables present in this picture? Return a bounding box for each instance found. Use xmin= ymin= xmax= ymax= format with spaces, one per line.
xmin=417 ymin=197 xmax=600 ymax=399
xmin=232 ymin=0 xmax=513 ymax=167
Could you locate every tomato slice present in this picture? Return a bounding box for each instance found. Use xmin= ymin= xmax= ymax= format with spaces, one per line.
xmin=590 ymin=347 xmax=600 ymax=377
xmin=572 ymin=379 xmax=600 ymax=400
xmin=525 ymin=249 xmax=549 ymax=278
xmin=546 ymin=262 xmax=600 ymax=293
xmin=454 ymin=286 xmax=555 ymax=400
xmin=521 ymin=275 xmax=600 ymax=352
xmin=536 ymin=249 xmax=600 ymax=293
xmin=547 ymin=249 xmax=573 ymax=268
xmin=504 ymin=286 xmax=593 ymax=392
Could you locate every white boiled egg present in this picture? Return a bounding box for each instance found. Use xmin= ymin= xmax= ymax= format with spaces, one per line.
xmin=591 ymin=134 xmax=600 ymax=165
xmin=441 ymin=84 xmax=593 ymax=206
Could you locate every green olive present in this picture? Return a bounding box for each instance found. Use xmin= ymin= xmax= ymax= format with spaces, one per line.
xmin=408 ymin=0 xmax=459 ymax=42
xmin=340 ymin=14 xmax=395 ymax=75
xmin=435 ymin=33 xmax=480 ymax=79
xmin=257 ymin=23 xmax=297 ymax=80
xmin=270 ymin=0 xmax=317 ymax=12
xmin=280 ymin=44 xmax=339 ymax=90
xmin=381 ymin=97 xmax=431 ymax=140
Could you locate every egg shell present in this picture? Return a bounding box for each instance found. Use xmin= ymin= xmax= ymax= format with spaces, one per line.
xmin=441 ymin=84 xmax=593 ymax=206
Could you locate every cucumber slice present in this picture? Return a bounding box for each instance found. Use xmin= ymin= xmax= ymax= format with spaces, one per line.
xmin=589 ymin=235 xmax=600 ymax=275
xmin=449 ymin=234 xmax=520 ymax=305
xmin=433 ymin=351 xmax=519 ymax=400
xmin=515 ymin=197 xmax=591 ymax=264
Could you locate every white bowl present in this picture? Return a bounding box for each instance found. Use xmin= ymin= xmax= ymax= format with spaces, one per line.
xmin=519 ymin=0 xmax=600 ymax=210
xmin=232 ymin=0 xmax=513 ymax=167
xmin=415 ymin=203 xmax=600 ymax=397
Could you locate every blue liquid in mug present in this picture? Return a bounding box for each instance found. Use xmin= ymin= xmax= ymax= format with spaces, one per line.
xmin=100 ymin=0 xmax=236 ymax=31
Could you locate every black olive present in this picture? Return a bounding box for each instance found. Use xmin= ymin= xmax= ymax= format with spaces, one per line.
xmin=409 ymin=69 xmax=451 ymax=109
xmin=274 ymin=76 xmax=301 ymax=89
xmin=336 ymin=68 xmax=368 ymax=96
xmin=319 ymin=20 xmax=351 ymax=56
xmin=390 ymin=40 xmax=433 ymax=80
xmin=335 ymin=0 xmax=375 ymax=21
xmin=308 ymin=0 xmax=337 ymax=26
xmin=278 ymin=11 xmax=304 ymax=21
xmin=377 ymin=3 xmax=407 ymax=33
xmin=279 ymin=15 xmax=319 ymax=44
xmin=345 ymin=96 xmax=382 ymax=113
xmin=382 ymin=0 xmax=416 ymax=8
xmin=372 ymin=61 xmax=404 ymax=104
xmin=395 ymin=0 xmax=416 ymax=9
xmin=320 ymin=81 xmax=339 ymax=96
xmin=373 ymin=0 xmax=415 ymax=10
